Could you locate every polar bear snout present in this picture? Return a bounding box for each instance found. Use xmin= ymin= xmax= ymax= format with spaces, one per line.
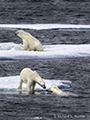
xmin=15 ymin=30 xmax=24 ymax=37
xmin=46 ymin=88 xmax=52 ymax=94
xmin=42 ymin=84 xmax=46 ymax=89
xmin=40 ymin=82 xmax=46 ymax=89
xmin=15 ymin=31 xmax=18 ymax=35
xmin=38 ymin=82 xmax=46 ymax=89
xmin=15 ymin=30 xmax=20 ymax=35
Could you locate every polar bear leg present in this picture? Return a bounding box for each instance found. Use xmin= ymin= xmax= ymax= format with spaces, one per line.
xmin=23 ymin=44 xmax=28 ymax=50
xmin=27 ymin=81 xmax=35 ymax=94
xmin=17 ymin=78 xmax=23 ymax=89
xmin=31 ymin=82 xmax=36 ymax=94
xmin=27 ymin=81 xmax=32 ymax=94
xmin=35 ymin=43 xmax=43 ymax=51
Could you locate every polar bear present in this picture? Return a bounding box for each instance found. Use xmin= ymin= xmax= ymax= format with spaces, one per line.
xmin=16 ymin=30 xmax=43 ymax=51
xmin=46 ymin=86 xmax=68 ymax=96
xmin=17 ymin=68 xmax=46 ymax=94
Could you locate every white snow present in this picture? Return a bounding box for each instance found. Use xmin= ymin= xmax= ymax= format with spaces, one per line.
xmin=0 ymin=24 xmax=90 ymax=30
xmin=0 ymin=43 xmax=90 ymax=60
xmin=0 ymin=23 xmax=89 ymax=93
xmin=0 ymin=76 xmax=71 ymax=93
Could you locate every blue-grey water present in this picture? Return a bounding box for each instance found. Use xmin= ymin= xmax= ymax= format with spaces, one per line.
xmin=0 ymin=0 xmax=90 ymax=120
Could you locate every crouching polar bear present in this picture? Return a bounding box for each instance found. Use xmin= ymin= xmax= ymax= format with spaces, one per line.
xmin=46 ymin=86 xmax=68 ymax=96
xmin=17 ymin=68 xmax=46 ymax=94
xmin=16 ymin=30 xmax=43 ymax=51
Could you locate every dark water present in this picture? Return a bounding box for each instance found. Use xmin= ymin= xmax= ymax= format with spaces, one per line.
xmin=0 ymin=0 xmax=90 ymax=120
xmin=0 ymin=0 xmax=90 ymax=24
xmin=0 ymin=29 xmax=90 ymax=45
xmin=0 ymin=58 xmax=90 ymax=120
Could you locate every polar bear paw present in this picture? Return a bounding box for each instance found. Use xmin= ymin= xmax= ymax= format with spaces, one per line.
xmin=17 ymin=86 xmax=22 ymax=89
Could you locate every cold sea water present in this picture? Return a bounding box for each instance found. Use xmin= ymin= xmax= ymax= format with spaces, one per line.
xmin=0 ymin=0 xmax=90 ymax=120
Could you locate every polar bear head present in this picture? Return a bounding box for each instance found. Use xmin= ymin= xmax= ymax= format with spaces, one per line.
xmin=32 ymin=71 xmax=46 ymax=89
xmin=46 ymin=86 xmax=63 ymax=94
xmin=46 ymin=86 xmax=68 ymax=96
xmin=16 ymin=30 xmax=30 ymax=40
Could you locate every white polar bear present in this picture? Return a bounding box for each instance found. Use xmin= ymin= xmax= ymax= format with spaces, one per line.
xmin=17 ymin=68 xmax=46 ymax=94
xmin=46 ymin=86 xmax=68 ymax=96
xmin=16 ymin=30 xmax=43 ymax=51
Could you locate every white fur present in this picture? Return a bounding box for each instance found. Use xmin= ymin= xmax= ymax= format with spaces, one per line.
xmin=47 ymin=86 xmax=68 ymax=96
xmin=16 ymin=30 xmax=43 ymax=51
xmin=17 ymin=68 xmax=46 ymax=94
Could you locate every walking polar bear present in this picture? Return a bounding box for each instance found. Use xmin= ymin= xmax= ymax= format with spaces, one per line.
xmin=46 ymin=86 xmax=68 ymax=96
xmin=16 ymin=30 xmax=43 ymax=51
xmin=17 ymin=68 xmax=46 ymax=94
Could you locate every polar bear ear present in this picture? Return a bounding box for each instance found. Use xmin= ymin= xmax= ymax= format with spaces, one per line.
xmin=33 ymin=71 xmax=36 ymax=73
xmin=32 ymin=71 xmax=37 ymax=76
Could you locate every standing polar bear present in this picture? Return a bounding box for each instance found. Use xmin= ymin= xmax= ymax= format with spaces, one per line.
xmin=17 ymin=68 xmax=46 ymax=94
xmin=16 ymin=30 xmax=43 ymax=51
xmin=46 ymin=86 xmax=68 ymax=96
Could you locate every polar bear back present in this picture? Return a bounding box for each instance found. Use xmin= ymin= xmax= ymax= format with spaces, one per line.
xmin=27 ymin=33 xmax=43 ymax=51
xmin=20 ymin=68 xmax=46 ymax=89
